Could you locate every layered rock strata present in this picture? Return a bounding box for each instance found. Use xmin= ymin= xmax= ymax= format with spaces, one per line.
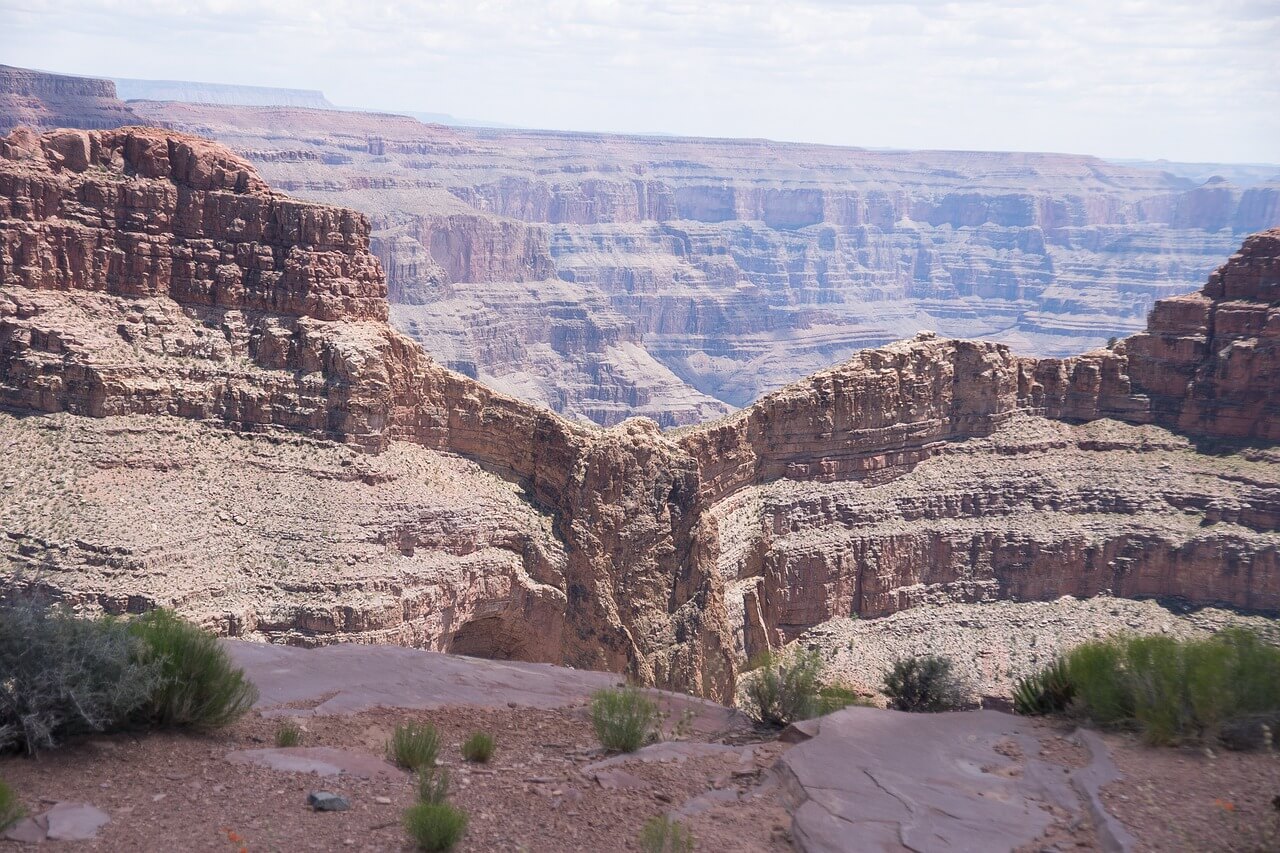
xmin=0 ymin=66 xmax=139 ymax=134
xmin=0 ymin=127 xmax=1275 ymax=696
xmin=124 ymin=99 xmax=1280 ymax=425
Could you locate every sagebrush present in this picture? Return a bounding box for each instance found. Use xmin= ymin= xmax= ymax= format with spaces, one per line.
xmin=590 ymin=687 xmax=659 ymax=752
xmin=742 ymin=649 xmax=823 ymax=726
xmin=0 ymin=589 xmax=161 ymax=754
xmin=883 ymin=655 xmax=969 ymax=713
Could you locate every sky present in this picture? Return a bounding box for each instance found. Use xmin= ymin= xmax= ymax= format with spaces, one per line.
xmin=2 ymin=0 xmax=1278 ymax=163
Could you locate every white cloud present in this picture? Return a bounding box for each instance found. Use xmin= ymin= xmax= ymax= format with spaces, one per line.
xmin=1 ymin=0 xmax=1276 ymax=161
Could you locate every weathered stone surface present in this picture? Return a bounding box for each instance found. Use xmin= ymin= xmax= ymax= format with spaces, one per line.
xmin=226 ymin=747 xmax=405 ymax=779
xmin=775 ymin=707 xmax=1131 ymax=853
xmin=11 ymin=802 xmax=113 ymax=842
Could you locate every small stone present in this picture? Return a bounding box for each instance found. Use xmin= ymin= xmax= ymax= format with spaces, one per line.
xmin=307 ymin=791 xmax=351 ymax=812
xmin=374 ymin=796 xmax=392 ymax=805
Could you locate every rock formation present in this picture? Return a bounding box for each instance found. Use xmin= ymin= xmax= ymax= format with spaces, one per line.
xmin=0 ymin=126 xmax=1275 ymax=699
xmin=120 ymin=99 xmax=1280 ymax=427
xmin=0 ymin=66 xmax=139 ymax=134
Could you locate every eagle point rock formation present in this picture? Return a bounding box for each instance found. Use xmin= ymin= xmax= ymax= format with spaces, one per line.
xmin=1 ymin=127 xmax=1277 ymax=700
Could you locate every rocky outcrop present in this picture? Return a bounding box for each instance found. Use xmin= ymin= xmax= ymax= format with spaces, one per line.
xmin=0 ymin=66 xmax=139 ymax=134
xmin=0 ymin=126 xmax=734 ymax=698
xmin=0 ymin=127 xmax=1275 ymax=698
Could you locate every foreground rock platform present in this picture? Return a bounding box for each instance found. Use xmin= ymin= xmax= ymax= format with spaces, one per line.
xmin=777 ymin=707 xmax=1132 ymax=853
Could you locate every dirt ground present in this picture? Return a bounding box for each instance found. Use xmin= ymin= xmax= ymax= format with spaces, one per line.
xmin=4 ymin=708 xmax=1279 ymax=851
xmin=1100 ymin=732 xmax=1280 ymax=853
xmin=0 ymin=705 xmax=790 ymax=852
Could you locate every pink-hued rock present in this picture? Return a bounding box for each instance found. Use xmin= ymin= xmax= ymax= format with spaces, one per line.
xmin=775 ymin=707 xmax=1132 ymax=853
xmin=4 ymin=801 xmax=112 ymax=842
xmin=225 ymin=747 xmax=405 ymax=779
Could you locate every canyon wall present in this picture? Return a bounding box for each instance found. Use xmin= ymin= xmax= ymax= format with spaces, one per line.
xmin=0 ymin=127 xmax=734 ymax=697
xmin=0 ymin=66 xmax=139 ymax=134
xmin=123 ymin=100 xmax=1280 ymax=428
xmin=1 ymin=127 xmax=1275 ymax=697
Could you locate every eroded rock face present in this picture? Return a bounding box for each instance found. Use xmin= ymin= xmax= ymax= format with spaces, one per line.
xmin=0 ymin=127 xmax=1275 ymax=698
xmin=0 ymin=66 xmax=139 ymax=135
xmin=0 ymin=127 xmax=735 ymax=698
xmin=122 ymin=99 xmax=1280 ymax=427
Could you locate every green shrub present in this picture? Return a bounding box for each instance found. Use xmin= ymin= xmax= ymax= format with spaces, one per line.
xmin=1013 ymin=657 xmax=1075 ymax=716
xmin=883 ymin=655 xmax=969 ymax=713
xmin=590 ymin=687 xmax=659 ymax=753
xmin=389 ymin=722 xmax=441 ymax=771
xmin=128 ymin=608 xmax=258 ymax=730
xmin=274 ymin=721 xmax=303 ymax=747
xmin=0 ymin=590 xmax=162 ymax=754
xmin=638 ymin=814 xmax=695 ymax=853
xmin=404 ymin=802 xmax=467 ymax=852
xmin=0 ymin=778 xmax=23 ymax=832
xmin=742 ymin=649 xmax=824 ymax=726
xmin=418 ymin=767 xmax=450 ymax=805
xmin=1064 ymin=629 xmax=1280 ymax=746
xmin=461 ymin=731 xmax=494 ymax=763
xmin=1065 ymin=640 xmax=1132 ymax=724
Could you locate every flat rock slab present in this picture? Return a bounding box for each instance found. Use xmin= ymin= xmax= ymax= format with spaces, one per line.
xmin=584 ymin=741 xmax=752 ymax=773
xmin=225 ymin=641 xmax=752 ymax=735
xmin=4 ymin=802 xmax=110 ymax=842
xmin=776 ymin=707 xmax=1128 ymax=853
xmin=225 ymin=746 xmax=405 ymax=779
xmin=226 ymin=640 xmax=621 ymax=714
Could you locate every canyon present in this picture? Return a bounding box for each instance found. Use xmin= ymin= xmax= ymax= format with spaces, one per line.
xmin=123 ymin=99 xmax=1280 ymax=428
xmin=3 ymin=64 xmax=1278 ymax=428
xmin=0 ymin=125 xmax=1276 ymax=702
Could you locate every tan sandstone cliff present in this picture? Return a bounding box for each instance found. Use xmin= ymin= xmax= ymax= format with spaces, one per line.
xmin=1 ymin=127 xmax=1275 ymax=698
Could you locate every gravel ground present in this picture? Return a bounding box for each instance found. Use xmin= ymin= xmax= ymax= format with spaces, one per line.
xmin=790 ymin=595 xmax=1280 ymax=700
xmin=0 ymin=706 xmax=790 ymax=852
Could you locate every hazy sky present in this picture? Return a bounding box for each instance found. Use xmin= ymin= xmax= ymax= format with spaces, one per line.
xmin=3 ymin=0 xmax=1277 ymax=162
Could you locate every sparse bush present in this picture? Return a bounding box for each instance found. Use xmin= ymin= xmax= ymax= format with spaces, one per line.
xmin=274 ymin=721 xmax=303 ymax=747
xmin=638 ymin=814 xmax=695 ymax=853
xmin=0 ymin=778 xmax=23 ymax=832
xmin=389 ymin=722 xmax=441 ymax=771
xmin=883 ymin=655 xmax=969 ymax=713
xmin=0 ymin=589 xmax=162 ymax=754
xmin=461 ymin=732 xmax=494 ymax=763
xmin=418 ymin=767 xmax=450 ymax=805
xmin=590 ymin=687 xmax=659 ymax=753
xmin=404 ymin=802 xmax=467 ymax=852
xmin=1013 ymin=657 xmax=1075 ymax=716
xmin=129 ymin=608 xmax=258 ymax=730
xmin=742 ymin=649 xmax=823 ymax=726
xmin=1063 ymin=628 xmax=1280 ymax=746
